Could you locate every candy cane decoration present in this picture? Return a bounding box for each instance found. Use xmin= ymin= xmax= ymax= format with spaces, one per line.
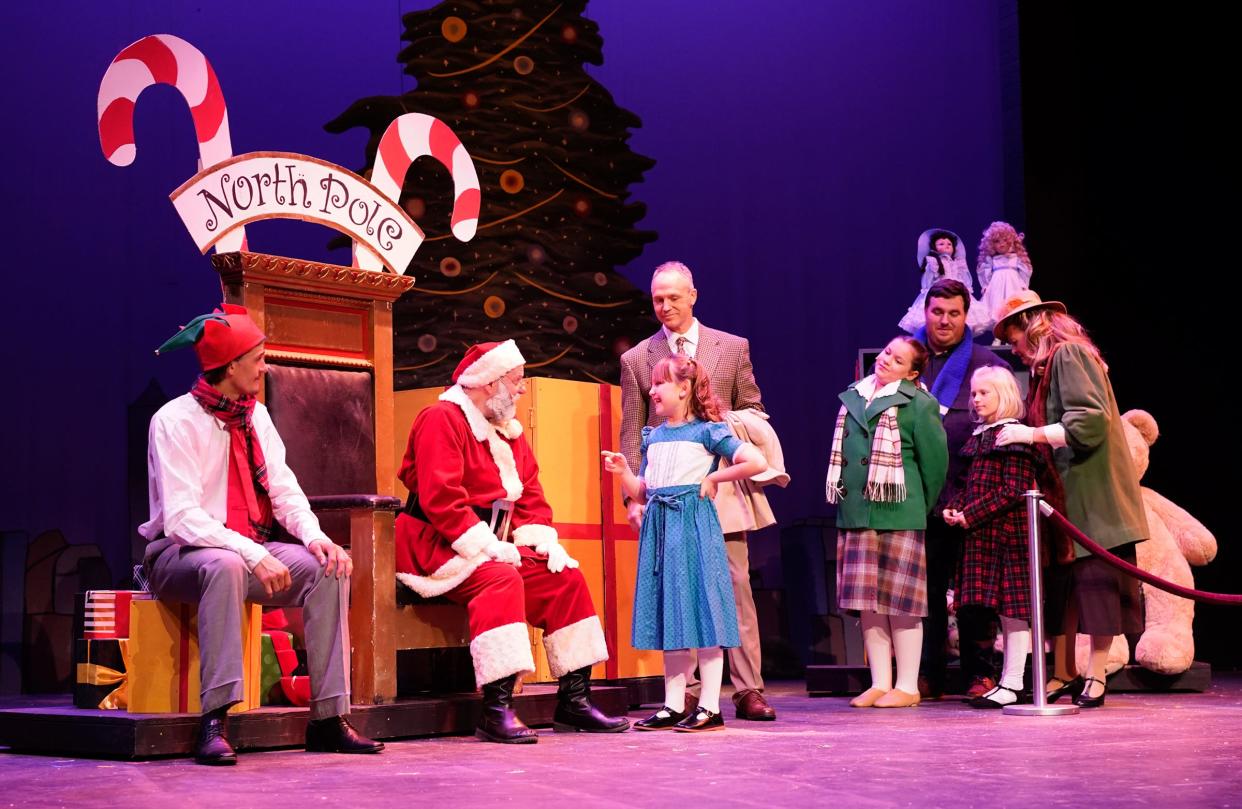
xmin=356 ymin=113 xmax=480 ymax=272
xmin=97 ymin=34 xmax=246 ymax=252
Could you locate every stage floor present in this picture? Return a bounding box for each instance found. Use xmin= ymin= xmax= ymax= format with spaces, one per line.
xmin=3 ymin=675 xmax=1240 ymax=808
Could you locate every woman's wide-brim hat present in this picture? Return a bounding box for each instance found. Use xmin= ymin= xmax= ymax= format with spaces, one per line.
xmin=993 ymin=289 xmax=1067 ymax=339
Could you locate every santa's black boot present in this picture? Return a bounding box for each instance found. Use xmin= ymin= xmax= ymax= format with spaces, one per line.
xmin=553 ymin=666 xmax=630 ymax=733
xmin=475 ymin=675 xmax=538 ymax=744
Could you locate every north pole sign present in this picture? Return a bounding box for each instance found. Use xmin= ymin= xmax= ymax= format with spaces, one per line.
xmin=98 ymin=34 xmax=480 ymax=277
xmin=170 ymin=152 xmax=423 ymax=274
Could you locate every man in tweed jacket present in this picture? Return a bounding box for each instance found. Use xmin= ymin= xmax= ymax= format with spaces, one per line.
xmin=619 ymin=261 xmax=774 ymax=721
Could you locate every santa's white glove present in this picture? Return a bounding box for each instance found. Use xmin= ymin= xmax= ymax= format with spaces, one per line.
xmin=483 ymin=540 xmax=522 ymax=567
xmin=995 ymin=424 xmax=1036 ymax=446
xmin=537 ymin=540 xmax=579 ymax=574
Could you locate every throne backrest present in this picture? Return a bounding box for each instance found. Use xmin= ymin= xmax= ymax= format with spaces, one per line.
xmin=265 ymin=363 xmax=376 ymax=496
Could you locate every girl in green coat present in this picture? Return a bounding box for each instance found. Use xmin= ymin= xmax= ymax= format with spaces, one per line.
xmin=826 ymin=336 xmax=948 ymax=708
xmin=995 ymin=291 xmax=1149 ymax=709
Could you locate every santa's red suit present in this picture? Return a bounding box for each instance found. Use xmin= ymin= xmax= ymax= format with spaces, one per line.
xmin=395 ymin=383 xmax=608 ymax=689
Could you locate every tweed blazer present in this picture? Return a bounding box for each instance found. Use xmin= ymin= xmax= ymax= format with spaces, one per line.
xmin=619 ymin=323 xmax=764 ymax=473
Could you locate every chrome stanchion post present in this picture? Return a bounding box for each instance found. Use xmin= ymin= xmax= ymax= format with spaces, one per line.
xmin=1004 ymin=489 xmax=1078 ymax=717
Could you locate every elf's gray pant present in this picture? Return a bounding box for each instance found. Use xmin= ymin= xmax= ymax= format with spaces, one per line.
xmin=144 ymin=537 xmax=351 ymax=719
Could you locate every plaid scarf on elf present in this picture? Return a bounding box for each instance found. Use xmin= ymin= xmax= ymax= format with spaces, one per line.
xmin=191 ymin=376 xmax=275 ymax=543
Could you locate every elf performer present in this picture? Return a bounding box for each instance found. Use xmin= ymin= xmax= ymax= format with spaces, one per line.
xmin=141 ymin=304 xmax=383 ymax=765
xmin=395 ymin=340 xmax=630 ymax=743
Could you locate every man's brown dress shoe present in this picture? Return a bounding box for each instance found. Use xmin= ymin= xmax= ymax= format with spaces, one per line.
xmin=732 ymin=688 xmax=776 ymax=721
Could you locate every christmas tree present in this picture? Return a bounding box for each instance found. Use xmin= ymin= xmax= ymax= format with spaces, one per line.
xmin=327 ymin=0 xmax=657 ymax=388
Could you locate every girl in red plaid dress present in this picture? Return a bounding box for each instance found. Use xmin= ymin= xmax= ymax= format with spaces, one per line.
xmin=943 ymin=365 xmax=1047 ymax=708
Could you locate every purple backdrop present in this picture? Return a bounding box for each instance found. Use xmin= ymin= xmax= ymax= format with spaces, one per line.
xmin=1 ymin=1 xmax=1019 ymax=594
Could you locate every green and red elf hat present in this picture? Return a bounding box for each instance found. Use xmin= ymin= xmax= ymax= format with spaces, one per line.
xmin=156 ymin=303 xmax=266 ymax=371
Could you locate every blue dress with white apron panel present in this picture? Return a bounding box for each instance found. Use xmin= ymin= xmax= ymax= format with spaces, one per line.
xmin=631 ymin=419 xmax=743 ymax=651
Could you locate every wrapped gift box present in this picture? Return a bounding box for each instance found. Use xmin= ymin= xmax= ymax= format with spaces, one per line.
xmin=127 ymin=598 xmax=261 ymax=714
xmin=74 ymin=637 xmax=130 ymax=709
xmin=260 ymin=631 xmax=285 ymax=704
xmin=395 ymin=379 xmax=661 ymax=681
xmin=260 ymin=630 xmax=310 ymax=706
xmin=83 ymin=590 xmax=140 ymax=639
xmin=71 ymin=590 xmax=146 ymax=710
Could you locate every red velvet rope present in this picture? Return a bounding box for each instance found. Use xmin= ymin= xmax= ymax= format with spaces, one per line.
xmin=1043 ymin=507 xmax=1242 ymax=606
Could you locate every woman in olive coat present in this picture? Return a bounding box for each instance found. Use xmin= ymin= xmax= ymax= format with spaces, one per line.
xmin=995 ymin=291 xmax=1148 ymax=708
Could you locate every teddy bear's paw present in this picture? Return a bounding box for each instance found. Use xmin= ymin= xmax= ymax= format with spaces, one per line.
xmin=1135 ymin=629 xmax=1194 ymax=675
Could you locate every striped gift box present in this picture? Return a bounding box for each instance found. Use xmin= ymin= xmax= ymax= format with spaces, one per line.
xmin=83 ymin=590 xmax=142 ymax=639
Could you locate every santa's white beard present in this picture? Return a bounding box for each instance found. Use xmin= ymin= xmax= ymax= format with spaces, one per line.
xmin=484 ymin=386 xmax=517 ymax=424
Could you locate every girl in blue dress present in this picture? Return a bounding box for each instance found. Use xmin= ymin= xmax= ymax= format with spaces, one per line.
xmin=603 ymin=355 xmax=768 ymax=733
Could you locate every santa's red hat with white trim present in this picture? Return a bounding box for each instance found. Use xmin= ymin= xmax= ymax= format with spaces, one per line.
xmin=452 ymin=340 xmax=526 ymax=388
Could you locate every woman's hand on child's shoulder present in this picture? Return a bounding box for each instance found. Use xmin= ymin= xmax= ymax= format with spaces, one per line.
xmin=996 ymin=424 xmax=1035 ymax=446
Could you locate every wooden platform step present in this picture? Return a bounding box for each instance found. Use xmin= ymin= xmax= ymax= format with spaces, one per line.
xmin=0 ymin=684 xmax=630 ymax=760
xmin=601 ymin=675 xmax=664 ymax=708
xmin=1107 ymin=661 xmax=1211 ymax=693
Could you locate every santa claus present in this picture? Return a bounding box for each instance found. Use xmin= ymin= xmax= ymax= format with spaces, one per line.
xmin=395 ymin=340 xmax=629 ymax=743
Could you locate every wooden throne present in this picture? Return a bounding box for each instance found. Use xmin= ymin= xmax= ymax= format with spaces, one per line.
xmin=212 ymin=251 xmax=466 ymax=704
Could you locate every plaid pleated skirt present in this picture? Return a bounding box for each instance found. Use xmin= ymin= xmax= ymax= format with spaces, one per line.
xmin=836 ymin=528 xmax=928 ymax=617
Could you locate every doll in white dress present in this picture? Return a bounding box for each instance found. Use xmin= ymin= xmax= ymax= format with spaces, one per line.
xmin=975 ymin=222 xmax=1033 ymax=335
xmin=899 ymin=229 xmax=986 ymax=335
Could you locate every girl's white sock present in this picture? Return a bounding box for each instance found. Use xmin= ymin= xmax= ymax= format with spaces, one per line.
xmin=696 ymin=647 xmax=725 ymax=714
xmin=999 ymin=615 xmax=1031 ymax=692
xmin=861 ymin=611 xmax=894 ymax=691
xmin=662 ymin=649 xmax=694 ymax=712
xmin=890 ymin=614 xmax=923 ymax=694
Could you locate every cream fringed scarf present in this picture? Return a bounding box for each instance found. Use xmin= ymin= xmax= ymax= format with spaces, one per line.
xmin=825 ymin=387 xmax=907 ymax=504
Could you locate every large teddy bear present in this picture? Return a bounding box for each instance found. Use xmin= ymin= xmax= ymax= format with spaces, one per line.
xmin=1075 ymin=409 xmax=1218 ymax=675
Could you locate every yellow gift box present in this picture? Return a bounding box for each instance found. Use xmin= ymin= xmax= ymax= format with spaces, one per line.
xmin=126 ymin=598 xmax=262 ymax=714
xmin=395 ymin=378 xmax=663 ymax=681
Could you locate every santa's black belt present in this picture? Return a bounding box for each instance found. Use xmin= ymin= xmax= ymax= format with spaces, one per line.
xmin=403 ymin=495 xmax=491 ymax=525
